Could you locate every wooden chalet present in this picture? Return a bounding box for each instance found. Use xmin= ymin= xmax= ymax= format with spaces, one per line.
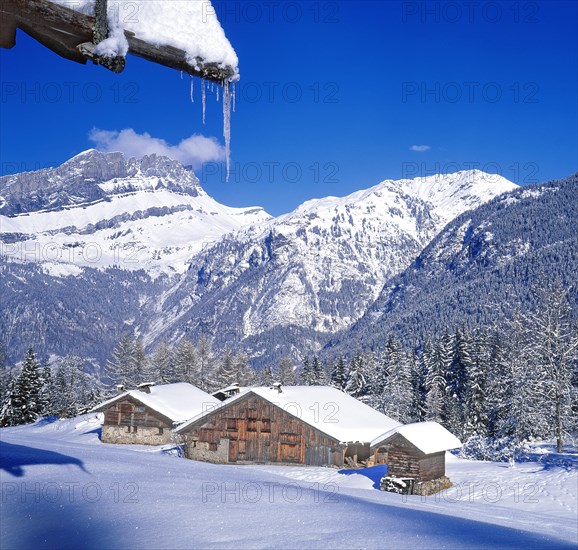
xmin=174 ymin=385 xmax=401 ymax=467
xmin=92 ymin=382 xmax=220 ymax=445
xmin=370 ymin=421 xmax=462 ymax=495
xmin=1 ymin=0 xmax=237 ymax=82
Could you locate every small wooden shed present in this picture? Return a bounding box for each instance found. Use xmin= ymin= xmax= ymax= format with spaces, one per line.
xmin=175 ymin=385 xmax=401 ymax=467
xmin=370 ymin=422 xmax=462 ymax=495
xmin=92 ymin=382 xmax=220 ymax=445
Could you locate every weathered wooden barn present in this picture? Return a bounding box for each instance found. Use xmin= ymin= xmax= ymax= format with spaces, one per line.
xmin=93 ymin=382 xmax=220 ymax=445
xmin=370 ymin=422 xmax=462 ymax=495
xmin=174 ymin=385 xmax=401 ymax=466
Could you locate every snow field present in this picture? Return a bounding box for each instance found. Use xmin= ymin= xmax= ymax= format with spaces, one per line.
xmin=1 ymin=415 xmax=576 ymax=549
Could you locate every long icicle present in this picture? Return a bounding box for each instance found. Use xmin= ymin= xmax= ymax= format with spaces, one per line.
xmin=202 ymin=80 xmax=206 ymax=124
xmin=190 ymin=76 xmax=194 ymax=103
xmin=223 ymin=81 xmax=232 ymax=183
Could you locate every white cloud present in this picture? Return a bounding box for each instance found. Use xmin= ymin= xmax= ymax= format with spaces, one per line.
xmin=89 ymin=128 xmax=225 ymax=167
xmin=409 ymin=145 xmax=431 ymax=152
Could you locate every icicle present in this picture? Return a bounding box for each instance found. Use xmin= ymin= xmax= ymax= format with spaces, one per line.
xmin=189 ymin=76 xmax=194 ymax=103
xmin=223 ymin=81 xmax=232 ymax=183
xmin=232 ymin=84 xmax=236 ymax=113
xmin=202 ymin=80 xmax=206 ymax=124
xmin=180 ymin=71 xmax=183 ymax=80
xmin=216 ymin=84 xmax=219 ymax=102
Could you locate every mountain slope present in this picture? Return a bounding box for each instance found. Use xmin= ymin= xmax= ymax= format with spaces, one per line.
xmin=149 ymin=171 xmax=517 ymax=363
xmin=330 ymin=173 xmax=578 ymax=353
xmin=0 ymin=153 xmax=520 ymax=365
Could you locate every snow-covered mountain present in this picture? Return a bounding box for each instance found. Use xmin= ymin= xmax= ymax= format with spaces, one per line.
xmin=149 ymin=170 xmax=517 ymax=361
xmin=0 ymin=149 xmax=270 ymax=276
xmin=0 ymin=152 xmax=518 ymax=365
xmin=331 ymin=172 xmax=578 ymax=355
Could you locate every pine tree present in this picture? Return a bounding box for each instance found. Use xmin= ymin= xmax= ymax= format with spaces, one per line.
xmin=149 ymin=340 xmax=175 ymax=384
xmin=345 ymin=354 xmax=367 ymax=398
xmin=409 ymin=349 xmax=427 ymax=422
xmin=106 ymin=334 xmax=136 ymax=387
xmin=300 ymin=357 xmax=314 ymax=385
xmin=425 ymin=337 xmax=446 ymax=423
xmin=39 ymin=362 xmax=53 ymax=417
xmin=214 ymin=347 xmax=238 ymax=387
xmin=197 ymin=335 xmax=215 ymax=391
xmin=259 ymin=364 xmax=274 ymax=386
xmin=50 ymin=356 xmax=97 ymax=417
xmin=445 ymin=327 xmax=471 ymax=439
xmin=464 ymin=330 xmax=489 ymax=438
xmin=330 ymin=356 xmax=348 ymax=390
xmin=173 ymin=336 xmax=199 ymax=385
xmin=495 ymin=314 xmax=546 ymax=443
xmin=234 ymin=351 xmax=255 ymax=387
xmin=0 ymin=373 xmax=19 ymax=427
xmin=381 ymin=349 xmax=413 ymax=423
xmin=277 ymin=356 xmax=296 ymax=385
xmin=311 ymin=356 xmax=327 ymax=385
xmin=133 ymin=338 xmax=148 ymax=385
xmin=1 ymin=348 xmax=44 ymax=425
xmin=525 ymin=283 xmax=578 ymax=452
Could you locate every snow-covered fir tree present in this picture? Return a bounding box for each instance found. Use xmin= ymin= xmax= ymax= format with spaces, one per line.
xmin=106 ymin=334 xmax=136 ymax=387
xmin=0 ymin=348 xmax=43 ymax=426
xmin=330 ymin=356 xmax=348 ymax=390
xmin=345 ymin=354 xmax=368 ymax=398
xmin=214 ymin=347 xmax=238 ymax=388
xmin=149 ymin=340 xmax=175 ymax=384
xmin=277 ymin=356 xmax=296 ymax=385
xmin=133 ymin=338 xmax=148 ymax=385
xmin=173 ymin=336 xmax=199 ymax=385
xmin=524 ymin=283 xmax=578 ymax=452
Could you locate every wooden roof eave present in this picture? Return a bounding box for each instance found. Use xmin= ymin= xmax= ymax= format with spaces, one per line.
xmin=0 ymin=0 xmax=237 ymax=83
xmin=93 ymin=392 xmax=179 ymax=427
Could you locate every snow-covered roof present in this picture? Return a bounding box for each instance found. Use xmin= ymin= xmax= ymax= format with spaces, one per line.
xmin=92 ymin=383 xmax=220 ymax=424
xmin=176 ymin=386 xmax=402 ymax=443
xmin=371 ymin=422 xmax=462 ymax=454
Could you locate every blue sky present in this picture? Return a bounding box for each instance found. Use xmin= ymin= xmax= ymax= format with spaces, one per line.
xmin=1 ymin=1 xmax=576 ymax=216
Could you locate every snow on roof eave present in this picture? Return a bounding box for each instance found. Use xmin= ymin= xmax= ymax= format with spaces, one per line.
xmin=176 ymin=387 xmax=400 ymax=444
xmin=370 ymin=422 xmax=463 ymax=454
xmin=24 ymin=0 xmax=240 ymax=83
xmin=175 ymin=390 xmax=351 ymax=443
xmin=90 ymin=391 xmax=176 ymax=423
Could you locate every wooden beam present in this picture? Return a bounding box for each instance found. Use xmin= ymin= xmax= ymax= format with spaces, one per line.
xmin=0 ymin=0 xmax=237 ymax=83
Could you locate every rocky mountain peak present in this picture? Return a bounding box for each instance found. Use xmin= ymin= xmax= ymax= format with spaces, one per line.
xmin=0 ymin=150 xmax=202 ymax=215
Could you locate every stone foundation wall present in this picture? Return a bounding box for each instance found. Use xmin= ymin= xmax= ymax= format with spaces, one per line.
xmin=102 ymin=425 xmax=172 ymax=446
xmin=380 ymin=475 xmax=453 ymax=496
xmin=185 ymin=438 xmax=230 ymax=464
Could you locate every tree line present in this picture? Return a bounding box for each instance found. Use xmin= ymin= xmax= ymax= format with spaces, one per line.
xmin=2 ymin=285 xmax=576 ymax=461
xmin=318 ymin=283 xmax=577 ymax=457
xmin=0 ymin=351 xmax=101 ymax=426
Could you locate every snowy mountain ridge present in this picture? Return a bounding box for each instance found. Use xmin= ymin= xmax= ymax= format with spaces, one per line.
xmin=0 ymin=151 xmax=519 ymax=364
xmin=147 ymin=169 xmax=517 ymax=360
xmin=0 ymin=150 xmax=270 ymax=276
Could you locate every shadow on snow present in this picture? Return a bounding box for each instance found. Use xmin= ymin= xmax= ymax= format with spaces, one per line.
xmin=0 ymin=441 xmax=87 ymax=477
